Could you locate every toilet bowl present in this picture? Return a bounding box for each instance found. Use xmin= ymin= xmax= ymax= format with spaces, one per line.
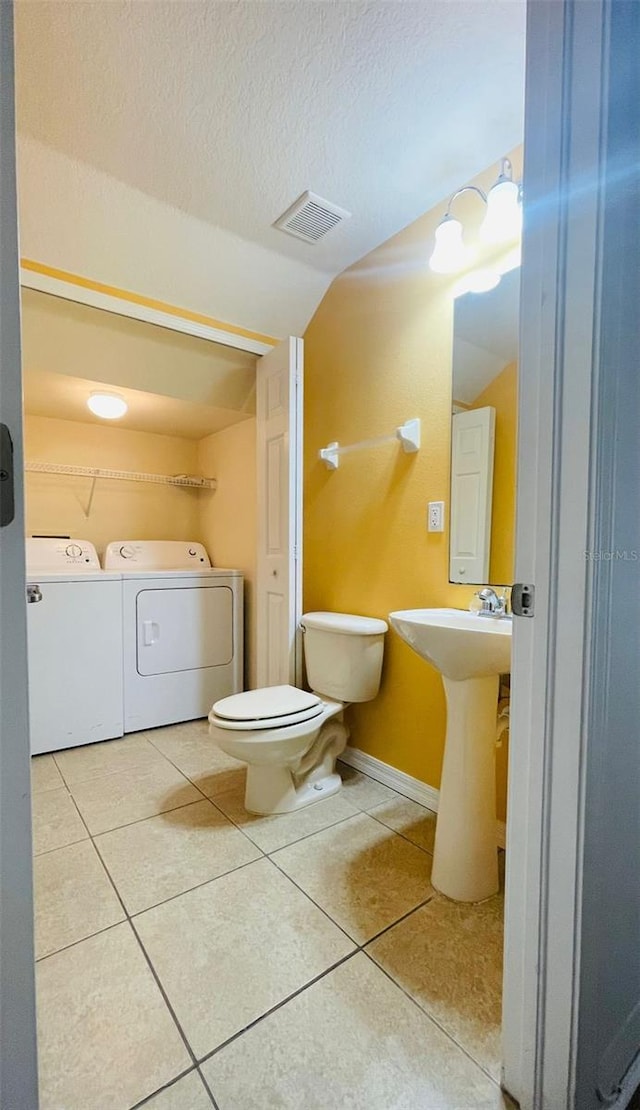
xmin=208 ymin=612 xmax=387 ymax=815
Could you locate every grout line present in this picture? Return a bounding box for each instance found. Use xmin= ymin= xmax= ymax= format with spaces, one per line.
xmin=362 ymin=891 xmax=436 ymax=947
xmin=127 ymin=854 xmax=263 ymax=920
xmin=72 ymin=795 xmax=213 ymax=839
xmin=80 ymin=805 xmax=202 ymax=1070
xmin=336 ymin=760 xmax=440 ymax=815
xmin=265 ymin=850 xmax=362 ymax=945
xmin=197 ymin=1066 xmax=221 ymax=1109
xmin=360 ymin=947 xmax=504 ymax=1090
xmin=365 ymin=808 xmax=436 ymax=858
xmin=33 ymin=832 xmax=90 ymax=859
xmin=196 ymin=949 xmax=360 ymax=1068
xmin=129 ymin=1066 xmax=215 ymax=1110
xmin=35 ymin=919 xmax=126 ymax=964
xmin=36 ymin=729 xmax=505 ymax=1102
xmin=216 ymin=805 xmax=362 ymax=857
xmin=128 ymin=916 xmax=200 ymax=1069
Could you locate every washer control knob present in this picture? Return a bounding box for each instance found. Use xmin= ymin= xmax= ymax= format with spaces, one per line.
xmin=119 ymin=545 xmax=136 ymax=559
xmin=66 ymin=543 xmax=83 ymax=558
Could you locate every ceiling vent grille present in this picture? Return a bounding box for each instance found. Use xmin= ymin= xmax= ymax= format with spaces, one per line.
xmin=274 ymin=191 xmax=351 ymax=244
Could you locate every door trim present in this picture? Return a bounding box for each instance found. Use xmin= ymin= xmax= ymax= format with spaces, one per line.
xmin=0 ymin=2 xmax=39 ymax=1104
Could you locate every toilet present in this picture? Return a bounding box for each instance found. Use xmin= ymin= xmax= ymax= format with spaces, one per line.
xmin=208 ymin=611 xmax=387 ymax=815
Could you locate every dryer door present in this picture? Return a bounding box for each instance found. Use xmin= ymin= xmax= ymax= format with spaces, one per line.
xmin=136 ymin=585 xmax=233 ymax=675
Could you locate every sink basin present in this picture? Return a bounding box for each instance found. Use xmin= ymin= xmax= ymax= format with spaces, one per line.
xmin=389 ymin=608 xmax=511 ymax=680
xmin=389 ymin=607 xmax=512 ymax=903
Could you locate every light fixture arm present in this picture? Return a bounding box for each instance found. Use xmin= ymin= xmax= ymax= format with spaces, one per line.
xmin=445 ymin=184 xmax=487 ymax=218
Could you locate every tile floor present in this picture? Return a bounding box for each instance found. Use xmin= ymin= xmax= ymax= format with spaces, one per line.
xmin=32 ymin=720 xmax=509 ymax=1110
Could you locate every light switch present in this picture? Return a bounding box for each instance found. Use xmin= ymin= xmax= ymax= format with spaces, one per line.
xmin=428 ymin=501 xmax=445 ymax=532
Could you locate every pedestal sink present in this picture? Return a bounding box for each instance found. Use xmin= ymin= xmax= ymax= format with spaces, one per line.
xmin=389 ymin=608 xmax=512 ymax=902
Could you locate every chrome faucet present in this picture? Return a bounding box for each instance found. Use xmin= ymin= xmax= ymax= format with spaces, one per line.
xmin=473 ymin=587 xmax=510 ymax=618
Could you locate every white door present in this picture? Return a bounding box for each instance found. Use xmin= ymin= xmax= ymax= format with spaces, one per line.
xmin=0 ymin=2 xmax=39 ymax=1103
xmin=256 ymin=337 xmax=303 ymax=688
xmin=449 ymin=406 xmax=495 ymax=583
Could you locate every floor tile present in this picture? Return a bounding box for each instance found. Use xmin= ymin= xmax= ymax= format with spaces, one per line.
xmin=202 ymin=952 xmax=510 ymax=1110
xmin=272 ymin=812 xmax=433 ymax=943
xmin=32 ymin=786 xmax=88 ymax=855
xmin=31 ymin=754 xmax=64 ymax=794
xmin=368 ymin=893 xmax=504 ymax=1079
xmin=134 ymin=857 xmax=354 ymax=1059
xmin=369 ymin=796 xmax=437 ymax=853
xmin=96 ymin=799 xmax=261 ymax=915
xmin=337 ymin=761 xmax=401 ymax=810
xmin=34 ymin=839 xmax=125 ymax=959
xmin=54 ymin=734 xmax=169 ymax=785
xmin=148 ymin=720 xmax=247 ymax=797
xmin=70 ymin=760 xmax=202 ymax=835
xmin=141 ymin=1070 xmax=213 ymax=1109
xmin=37 ymin=922 xmax=190 ymax=1110
xmin=212 ymin=782 xmax=360 ymax=853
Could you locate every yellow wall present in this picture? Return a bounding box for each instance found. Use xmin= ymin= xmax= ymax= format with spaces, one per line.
xmin=198 ymin=419 xmax=258 ymax=689
xmin=303 ymin=153 xmax=521 ymax=821
xmin=24 ymin=414 xmax=201 ymax=555
xmin=472 ymin=360 xmax=518 ymax=586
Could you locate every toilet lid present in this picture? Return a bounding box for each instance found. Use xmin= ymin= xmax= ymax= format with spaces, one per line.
xmin=210 ymin=703 xmax=325 ymax=732
xmin=212 ymin=685 xmax=322 ymax=723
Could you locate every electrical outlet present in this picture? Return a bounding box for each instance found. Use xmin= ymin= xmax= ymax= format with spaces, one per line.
xmin=428 ymin=501 xmax=445 ymax=532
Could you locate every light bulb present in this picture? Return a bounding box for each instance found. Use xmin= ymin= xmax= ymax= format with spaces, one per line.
xmin=480 ymin=179 xmax=522 ymax=244
xmin=87 ymin=392 xmax=128 ymax=419
xmin=429 ymin=216 xmax=473 ymax=274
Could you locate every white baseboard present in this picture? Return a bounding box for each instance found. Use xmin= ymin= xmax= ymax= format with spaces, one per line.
xmin=339 ymin=744 xmax=506 ymax=850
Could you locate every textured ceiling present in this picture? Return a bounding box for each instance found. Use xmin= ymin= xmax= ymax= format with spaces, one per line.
xmin=15 ymin=0 xmax=525 ymax=281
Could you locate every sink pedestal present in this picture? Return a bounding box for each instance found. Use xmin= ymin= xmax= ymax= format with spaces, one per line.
xmin=431 ymin=674 xmax=499 ymax=902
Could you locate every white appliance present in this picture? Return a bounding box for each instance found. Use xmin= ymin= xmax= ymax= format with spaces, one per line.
xmin=104 ymin=540 xmax=243 ymax=733
xmin=26 ymin=538 xmax=124 ymax=755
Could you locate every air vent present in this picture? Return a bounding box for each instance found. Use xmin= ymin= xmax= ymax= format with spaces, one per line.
xmin=274 ymin=191 xmax=351 ymax=244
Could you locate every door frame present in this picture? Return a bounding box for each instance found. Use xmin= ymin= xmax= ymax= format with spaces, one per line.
xmin=503 ymin=1 xmax=640 ymax=1107
xmin=0 ymin=2 xmax=39 ymax=1104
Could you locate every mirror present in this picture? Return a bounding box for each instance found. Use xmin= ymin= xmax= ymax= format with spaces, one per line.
xmin=449 ymin=267 xmax=520 ymax=585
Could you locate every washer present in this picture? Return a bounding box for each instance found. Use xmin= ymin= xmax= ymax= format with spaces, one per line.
xmin=26 ymin=538 xmax=124 ymax=755
xmin=103 ymin=540 xmax=243 ymax=733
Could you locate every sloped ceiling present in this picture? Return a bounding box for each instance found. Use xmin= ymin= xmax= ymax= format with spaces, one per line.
xmin=15 ymin=0 xmax=525 ymax=336
xmin=21 ymin=289 xmax=257 ymax=438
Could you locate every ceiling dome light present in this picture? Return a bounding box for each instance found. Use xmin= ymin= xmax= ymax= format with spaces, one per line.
xmin=429 ymin=215 xmax=473 ymax=274
xmin=87 ymin=392 xmax=128 ymax=420
xmin=480 ymin=159 xmax=522 ymax=244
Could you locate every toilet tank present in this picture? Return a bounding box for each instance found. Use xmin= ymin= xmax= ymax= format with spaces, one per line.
xmin=300 ymin=612 xmax=388 ymax=703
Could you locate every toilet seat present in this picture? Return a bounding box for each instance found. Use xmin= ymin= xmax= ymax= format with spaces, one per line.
xmin=211 ymin=684 xmax=324 ymax=732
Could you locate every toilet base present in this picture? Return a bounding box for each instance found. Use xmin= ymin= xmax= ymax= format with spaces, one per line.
xmin=245 ymin=764 xmax=342 ymax=815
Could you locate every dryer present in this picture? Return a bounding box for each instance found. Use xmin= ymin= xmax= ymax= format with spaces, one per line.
xmin=103 ymin=540 xmax=243 ymax=733
xmin=26 ymin=538 xmax=124 ymax=754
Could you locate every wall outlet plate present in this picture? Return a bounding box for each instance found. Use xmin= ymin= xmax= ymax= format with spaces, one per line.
xmin=428 ymin=501 xmax=445 ymax=532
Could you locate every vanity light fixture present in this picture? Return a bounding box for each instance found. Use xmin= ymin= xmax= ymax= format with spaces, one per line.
xmin=429 ymin=157 xmax=522 ymax=274
xmin=87 ymin=392 xmax=128 ymax=420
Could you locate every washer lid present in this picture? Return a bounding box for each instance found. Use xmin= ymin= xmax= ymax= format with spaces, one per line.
xmin=301 ymin=611 xmax=388 ymax=636
xmin=213 ymin=684 xmax=321 ymax=722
